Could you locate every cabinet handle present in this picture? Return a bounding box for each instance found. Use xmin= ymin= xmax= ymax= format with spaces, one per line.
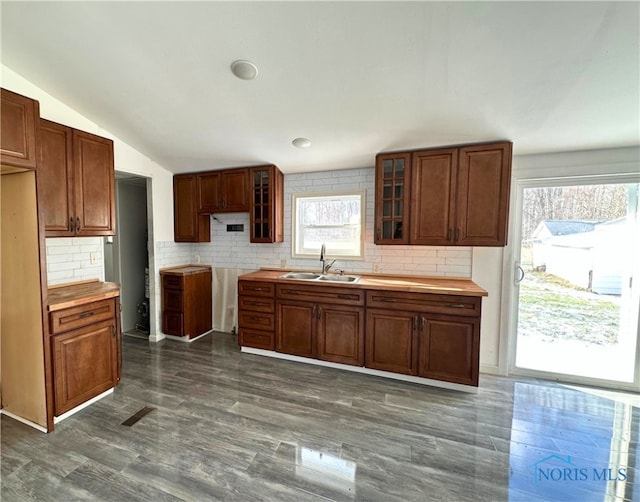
xmin=337 ymin=294 xmax=353 ymax=300
xmin=412 ymin=316 xmax=418 ymax=331
xmin=76 ymin=216 xmax=81 ymax=233
xmin=312 ymin=304 xmax=317 ymax=318
xmin=247 ymin=286 xmax=267 ymax=292
xmin=69 ymin=216 xmax=75 ymax=232
xmin=376 ymin=228 xmax=381 ymax=241
xmin=446 ymin=303 xmax=467 ymax=309
xmin=378 ymin=297 xmax=397 ymax=302
xmin=447 ymin=228 xmax=452 ymax=241
xmin=455 ymin=228 xmax=460 ymax=242
xmin=317 ymin=306 xmax=322 ymax=319
xmin=282 ymin=289 xmax=300 ymax=295
xmin=246 ymin=301 xmax=268 ymax=307
xmin=79 ymin=311 xmax=94 ymax=319
xmin=420 ymin=316 xmax=426 ymax=332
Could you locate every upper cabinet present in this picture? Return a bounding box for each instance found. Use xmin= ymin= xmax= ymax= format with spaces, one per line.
xmin=173 ymin=165 xmax=284 ymax=243
xmin=374 ymin=141 xmax=512 ymax=247
xmin=250 ymin=165 xmax=284 ymax=243
xmin=197 ymin=167 xmax=249 ymax=213
xmin=39 ymin=119 xmax=116 ymax=237
xmin=1 ymin=88 xmax=40 ymax=171
xmin=174 ymin=174 xmax=211 ymax=243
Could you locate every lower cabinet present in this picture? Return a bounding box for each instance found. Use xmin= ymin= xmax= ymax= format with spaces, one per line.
xmin=276 ymin=301 xmax=316 ymax=358
xmin=418 ymin=314 xmax=479 ymax=386
xmin=238 ymin=280 xmax=276 ymax=350
xmin=365 ymin=309 xmax=418 ymax=375
xmin=49 ymin=297 xmax=120 ymax=416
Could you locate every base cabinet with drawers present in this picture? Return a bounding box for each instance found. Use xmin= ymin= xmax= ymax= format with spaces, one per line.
xmin=48 ymin=288 xmax=121 ymax=417
xmin=238 ymin=272 xmax=484 ymax=387
xmin=161 ymin=265 xmax=212 ymax=339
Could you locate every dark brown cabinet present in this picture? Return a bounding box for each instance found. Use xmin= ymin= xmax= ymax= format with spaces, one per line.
xmin=49 ymin=297 xmax=120 ymax=416
xmin=365 ymin=309 xmax=417 ymax=375
xmin=366 ymin=290 xmax=481 ymax=386
xmin=375 ymin=141 xmax=512 ymax=247
xmin=39 ymin=119 xmax=115 ymax=237
xmin=161 ymin=265 xmax=212 ymax=338
xmin=174 ymin=174 xmax=210 ymax=242
xmin=174 ymin=165 xmax=283 ymax=243
xmin=197 ymin=168 xmax=249 ymax=213
xmin=276 ymin=284 xmax=364 ymax=366
xmin=238 ymin=280 xmax=276 ymax=350
xmin=250 ymin=165 xmax=284 ymax=243
xmin=1 ymin=88 xmax=40 ymax=171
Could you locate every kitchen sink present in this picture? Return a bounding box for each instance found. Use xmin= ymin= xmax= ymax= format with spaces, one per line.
xmin=280 ymin=272 xmax=322 ymax=281
xmin=280 ymin=272 xmax=360 ymax=283
xmin=318 ymin=275 xmax=360 ymax=283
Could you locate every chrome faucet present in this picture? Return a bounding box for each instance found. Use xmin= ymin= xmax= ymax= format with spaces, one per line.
xmin=319 ymin=243 xmax=336 ymax=274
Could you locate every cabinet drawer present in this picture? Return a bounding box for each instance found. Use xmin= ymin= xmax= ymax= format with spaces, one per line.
xmin=238 ymin=296 xmax=274 ymax=313
xmin=162 ymin=275 xmax=184 ymax=290
xmin=163 ymin=311 xmax=184 ymax=336
xmin=162 ymin=288 xmax=183 ymax=311
xmin=238 ymin=281 xmax=275 ymax=297
xmin=366 ymin=291 xmax=481 ymax=317
xmin=238 ymin=310 xmax=275 ymax=331
xmin=276 ymin=284 xmax=364 ymax=306
xmin=238 ymin=328 xmax=274 ymax=350
xmin=50 ymin=299 xmax=116 ymax=335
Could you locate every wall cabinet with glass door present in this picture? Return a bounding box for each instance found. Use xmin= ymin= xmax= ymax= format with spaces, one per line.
xmin=250 ymin=165 xmax=284 ymax=243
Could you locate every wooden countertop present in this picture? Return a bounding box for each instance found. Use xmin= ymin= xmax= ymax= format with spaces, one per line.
xmin=159 ymin=264 xmax=212 ymax=276
xmin=238 ymin=269 xmax=488 ymax=297
xmin=48 ymin=280 xmax=120 ymax=311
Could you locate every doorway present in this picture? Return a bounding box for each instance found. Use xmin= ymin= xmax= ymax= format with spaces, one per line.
xmin=510 ymin=180 xmax=640 ymax=390
xmin=105 ymin=173 xmax=151 ymax=339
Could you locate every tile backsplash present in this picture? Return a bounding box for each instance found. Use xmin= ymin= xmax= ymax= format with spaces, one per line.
xmin=46 ymin=237 xmax=105 ymax=285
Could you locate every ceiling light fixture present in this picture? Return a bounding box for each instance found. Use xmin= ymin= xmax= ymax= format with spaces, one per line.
xmin=292 ymin=137 xmax=312 ymax=149
xmin=230 ymin=60 xmax=258 ymax=80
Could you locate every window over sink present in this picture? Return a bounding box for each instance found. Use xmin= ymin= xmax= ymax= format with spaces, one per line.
xmin=292 ymin=191 xmax=365 ymax=260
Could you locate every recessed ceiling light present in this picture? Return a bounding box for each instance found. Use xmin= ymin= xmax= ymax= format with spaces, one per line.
xmin=292 ymin=137 xmax=312 ymax=149
xmin=230 ymin=60 xmax=258 ymax=80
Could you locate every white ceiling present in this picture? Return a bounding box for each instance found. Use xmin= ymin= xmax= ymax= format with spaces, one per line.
xmin=2 ymin=2 xmax=638 ymax=174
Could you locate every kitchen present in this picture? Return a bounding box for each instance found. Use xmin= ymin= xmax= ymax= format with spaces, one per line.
xmin=1 ymin=2 xmax=639 ymax=501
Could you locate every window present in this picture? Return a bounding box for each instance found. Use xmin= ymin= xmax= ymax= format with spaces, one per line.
xmin=292 ymin=191 xmax=365 ymax=259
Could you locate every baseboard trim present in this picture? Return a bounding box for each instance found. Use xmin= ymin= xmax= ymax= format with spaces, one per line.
xmin=1 ymin=409 xmax=48 ymax=433
xmin=53 ymin=388 xmax=114 ymax=424
xmin=480 ymin=364 xmax=502 ymax=375
xmin=240 ymin=347 xmax=478 ymax=393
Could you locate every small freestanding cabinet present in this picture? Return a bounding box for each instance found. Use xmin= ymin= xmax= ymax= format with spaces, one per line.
xmin=161 ymin=265 xmax=212 ymax=339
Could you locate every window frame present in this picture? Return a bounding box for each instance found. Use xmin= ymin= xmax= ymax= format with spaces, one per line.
xmin=291 ymin=190 xmax=366 ymax=260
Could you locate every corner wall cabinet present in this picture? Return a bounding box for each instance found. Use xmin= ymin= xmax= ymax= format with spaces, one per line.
xmin=161 ymin=265 xmax=212 ymax=338
xmin=1 ymin=88 xmax=40 ymax=170
xmin=173 ymin=165 xmax=284 ymax=243
xmin=375 ymin=141 xmax=512 ymax=247
xmin=39 ymin=119 xmax=116 ymax=237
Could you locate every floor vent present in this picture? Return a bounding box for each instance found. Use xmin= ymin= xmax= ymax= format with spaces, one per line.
xmin=121 ymin=406 xmax=155 ymax=426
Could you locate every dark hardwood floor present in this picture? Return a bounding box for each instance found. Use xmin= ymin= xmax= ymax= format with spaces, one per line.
xmin=2 ymin=331 xmax=638 ymax=501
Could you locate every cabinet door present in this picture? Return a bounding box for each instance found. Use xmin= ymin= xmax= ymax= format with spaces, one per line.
xmin=317 ymin=304 xmax=364 ymax=366
xmin=418 ymin=314 xmax=479 ymax=386
xmin=39 ymin=119 xmax=74 ymax=235
xmin=456 ymin=142 xmax=512 ymax=246
xmin=374 ymin=153 xmax=411 ymax=244
xmin=410 ymin=148 xmax=457 ymax=245
xmin=52 ymin=321 xmax=117 ymax=416
xmin=0 ymin=88 xmax=39 ymax=170
xmin=220 ymin=168 xmax=249 ymax=212
xmin=196 ymin=172 xmax=221 ymax=212
xmin=174 ymin=174 xmax=211 ymax=242
xmin=250 ymin=165 xmax=284 ymax=243
xmin=73 ymin=129 xmax=115 ymax=235
xmin=276 ymin=300 xmax=316 ymax=358
xmin=365 ymin=309 xmax=417 ymax=375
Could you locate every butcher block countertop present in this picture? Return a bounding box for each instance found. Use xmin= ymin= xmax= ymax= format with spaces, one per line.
xmin=239 ymin=269 xmax=488 ymax=297
xmin=48 ymin=279 xmax=120 ymax=311
xmin=160 ymin=264 xmax=212 ymax=276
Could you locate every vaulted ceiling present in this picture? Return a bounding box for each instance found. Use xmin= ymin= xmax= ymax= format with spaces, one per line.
xmin=2 ymin=2 xmax=638 ymax=174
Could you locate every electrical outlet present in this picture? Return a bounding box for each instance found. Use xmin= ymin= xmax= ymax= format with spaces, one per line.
xmin=280 ymin=259 xmax=287 ymax=269
xmin=90 ymin=252 xmax=99 ymax=265
xmin=373 ymin=263 xmax=381 ymax=273
xmin=194 ymin=254 xmax=201 ymax=264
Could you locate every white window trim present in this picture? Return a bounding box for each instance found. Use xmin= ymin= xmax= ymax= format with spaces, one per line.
xmin=291 ymin=190 xmax=366 ymax=260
